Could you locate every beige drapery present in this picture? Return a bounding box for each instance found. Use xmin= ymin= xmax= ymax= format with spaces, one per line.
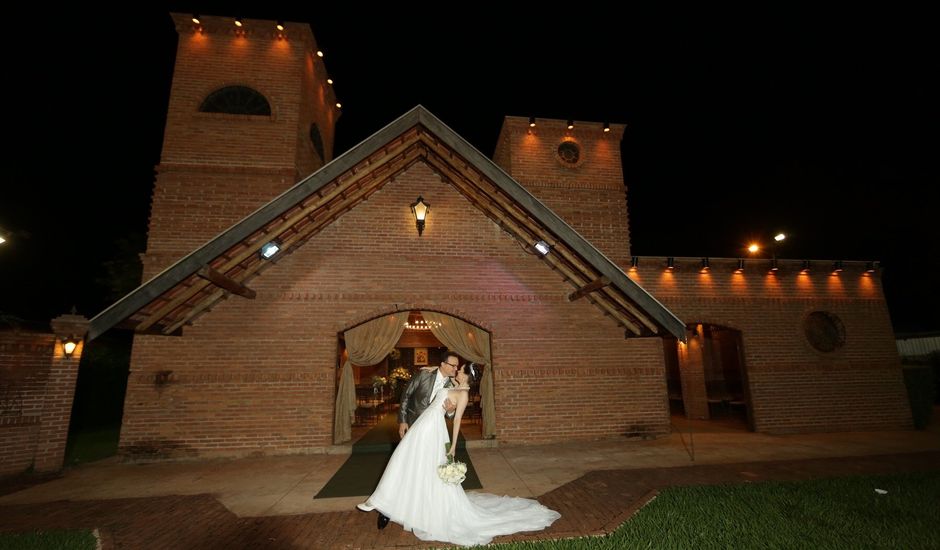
xmin=422 ymin=312 xmax=495 ymax=438
xmin=333 ymin=312 xmax=408 ymax=444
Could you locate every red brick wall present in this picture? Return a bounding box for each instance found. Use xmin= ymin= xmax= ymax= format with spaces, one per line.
xmin=493 ymin=117 xmax=631 ymax=265
xmin=0 ymin=331 xmax=59 ymax=476
xmin=629 ymin=258 xmax=911 ymax=433
xmin=145 ymin=15 xmax=336 ymax=274
xmin=122 ymin=163 xmax=669 ymax=458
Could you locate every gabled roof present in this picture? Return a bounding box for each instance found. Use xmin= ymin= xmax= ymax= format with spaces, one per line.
xmin=88 ymin=106 xmax=685 ymax=342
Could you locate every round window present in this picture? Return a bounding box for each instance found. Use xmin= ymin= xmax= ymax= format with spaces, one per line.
xmin=803 ymin=311 xmax=846 ymax=353
xmin=557 ymin=141 xmax=581 ymax=164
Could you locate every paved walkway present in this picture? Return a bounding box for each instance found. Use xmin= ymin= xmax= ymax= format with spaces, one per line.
xmin=1 ymin=423 xmax=939 ymax=548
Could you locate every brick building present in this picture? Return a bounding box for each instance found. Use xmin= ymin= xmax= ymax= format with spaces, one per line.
xmin=88 ymin=15 xmax=911 ymax=460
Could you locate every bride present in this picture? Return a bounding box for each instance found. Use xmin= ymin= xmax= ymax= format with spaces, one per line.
xmin=359 ymin=363 xmax=560 ymax=546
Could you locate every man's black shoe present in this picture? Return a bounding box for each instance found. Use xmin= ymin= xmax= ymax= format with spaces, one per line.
xmin=377 ymin=513 xmax=390 ymax=530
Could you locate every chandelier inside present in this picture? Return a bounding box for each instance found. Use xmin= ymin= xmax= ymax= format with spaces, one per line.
xmin=404 ymin=312 xmax=441 ymax=331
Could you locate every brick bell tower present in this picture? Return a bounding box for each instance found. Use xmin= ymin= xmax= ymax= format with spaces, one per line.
xmin=492 ymin=117 xmax=631 ymax=266
xmin=143 ymin=13 xmax=339 ymax=278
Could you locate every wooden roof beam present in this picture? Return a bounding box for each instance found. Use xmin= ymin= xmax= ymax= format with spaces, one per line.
xmin=152 ymin=150 xmax=423 ymax=334
xmin=197 ymin=266 xmax=256 ymax=299
xmin=568 ymin=276 xmax=611 ymax=301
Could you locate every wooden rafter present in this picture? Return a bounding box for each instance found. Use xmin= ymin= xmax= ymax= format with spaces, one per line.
xmin=422 ymin=151 xmax=644 ymax=335
xmin=137 ymin=138 xmax=423 ymax=332
xmin=568 ymin=276 xmax=611 ymax=301
xmin=197 ymin=266 xmax=256 ymax=299
xmin=156 ymin=147 xmax=424 ymax=334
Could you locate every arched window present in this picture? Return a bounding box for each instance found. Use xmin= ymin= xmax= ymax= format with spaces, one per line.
xmin=309 ymin=123 xmax=325 ymax=162
xmin=199 ymin=86 xmax=271 ymax=116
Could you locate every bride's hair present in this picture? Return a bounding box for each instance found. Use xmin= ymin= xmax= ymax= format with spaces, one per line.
xmin=461 ymin=363 xmax=479 ymax=383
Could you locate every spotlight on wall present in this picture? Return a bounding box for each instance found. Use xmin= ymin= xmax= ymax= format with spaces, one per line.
xmin=316 ymin=50 xmax=324 ymax=57
xmin=769 ymin=258 xmax=779 ymax=272
xmin=234 ymin=17 xmax=243 ymax=27
xmin=191 ymin=14 xmax=201 ymax=24
xmin=700 ymin=257 xmax=710 ymax=272
xmin=62 ymin=335 xmax=81 ymax=359
xmin=260 ymin=241 xmax=281 ymax=260
xmin=665 ymin=257 xmax=676 ymax=271
xmin=603 ymin=122 xmax=610 ymax=133
xmin=566 ymin=119 xmax=574 ymax=130
xmin=335 ymin=102 xmax=342 ymax=109
xmin=800 ymin=260 xmax=811 ymax=273
xmin=327 ymin=78 xmax=333 ymax=85
xmin=534 ymin=240 xmax=551 ymax=257
xmin=411 ymin=196 xmax=430 ymax=236
xmin=528 ymin=116 xmax=536 ymax=128
xmin=774 ymin=233 xmax=787 ymax=242
xmin=831 ymin=260 xmax=844 ymax=274
xmin=747 ymin=243 xmax=760 ymax=254
xmin=734 ymin=259 xmax=745 ymax=273
xmin=276 ymin=20 xmax=285 ymax=31
xmin=630 ymin=256 xmax=639 ymax=271
xmin=865 ymin=261 xmax=877 ymax=273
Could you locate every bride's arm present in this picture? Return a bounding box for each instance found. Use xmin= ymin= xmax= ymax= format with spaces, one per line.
xmin=448 ymin=391 xmax=469 ymax=457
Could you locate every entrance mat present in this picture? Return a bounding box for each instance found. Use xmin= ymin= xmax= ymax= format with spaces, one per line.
xmin=314 ymin=413 xmax=482 ymax=499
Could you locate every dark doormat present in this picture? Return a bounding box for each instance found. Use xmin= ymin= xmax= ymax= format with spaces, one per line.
xmin=314 ymin=413 xmax=482 ymax=499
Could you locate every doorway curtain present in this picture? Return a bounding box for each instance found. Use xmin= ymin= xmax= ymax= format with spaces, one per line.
xmin=334 ymin=312 xmax=408 ymax=444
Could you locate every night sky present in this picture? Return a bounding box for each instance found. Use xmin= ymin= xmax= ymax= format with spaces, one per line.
xmin=2 ymin=6 xmax=937 ymax=333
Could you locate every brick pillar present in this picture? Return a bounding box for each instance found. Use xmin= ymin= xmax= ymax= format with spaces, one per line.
xmin=678 ymin=324 xmax=709 ymax=420
xmin=33 ymin=312 xmax=89 ymax=472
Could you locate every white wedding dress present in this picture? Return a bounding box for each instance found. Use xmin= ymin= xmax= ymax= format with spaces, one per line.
xmin=366 ymin=390 xmax=561 ymax=546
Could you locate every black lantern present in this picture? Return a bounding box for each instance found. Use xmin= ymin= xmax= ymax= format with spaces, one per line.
xmin=62 ymin=335 xmax=81 ymax=359
xmin=411 ymin=196 xmax=430 ymax=236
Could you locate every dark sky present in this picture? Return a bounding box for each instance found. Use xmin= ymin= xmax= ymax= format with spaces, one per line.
xmin=2 ymin=6 xmax=937 ymax=333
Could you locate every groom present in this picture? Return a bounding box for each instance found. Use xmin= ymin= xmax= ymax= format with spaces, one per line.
xmin=357 ymin=353 xmax=460 ymax=529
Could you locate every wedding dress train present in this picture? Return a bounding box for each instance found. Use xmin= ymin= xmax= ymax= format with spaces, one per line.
xmin=365 ymin=391 xmax=560 ymax=546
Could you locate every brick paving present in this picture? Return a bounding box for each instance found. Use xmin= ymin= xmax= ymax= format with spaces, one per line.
xmin=1 ymin=452 xmax=938 ymax=549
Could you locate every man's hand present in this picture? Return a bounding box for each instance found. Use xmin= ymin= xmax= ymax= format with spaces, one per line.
xmin=399 ymin=422 xmax=409 ymax=438
xmin=443 ymin=398 xmax=456 ymax=414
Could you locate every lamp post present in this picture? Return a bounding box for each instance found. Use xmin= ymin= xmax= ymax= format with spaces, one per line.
xmin=747 ymin=232 xmax=786 ymax=272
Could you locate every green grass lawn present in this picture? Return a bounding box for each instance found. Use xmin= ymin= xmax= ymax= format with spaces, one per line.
xmin=490 ymin=471 xmax=940 ymax=549
xmin=0 ymin=529 xmax=96 ymax=550
xmin=63 ymin=426 xmax=120 ymax=466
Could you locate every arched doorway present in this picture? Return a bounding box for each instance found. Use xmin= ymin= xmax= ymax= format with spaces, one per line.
xmin=336 ymin=309 xmax=493 ymax=445
xmin=664 ymin=324 xmax=752 ymax=431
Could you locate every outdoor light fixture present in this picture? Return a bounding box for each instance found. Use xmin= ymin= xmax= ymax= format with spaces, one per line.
xmin=603 ymin=122 xmax=610 ymax=133
xmin=774 ymin=233 xmax=787 ymax=242
xmin=734 ymin=259 xmax=745 ymax=273
xmin=865 ymin=261 xmax=877 ymax=273
xmin=630 ymin=256 xmax=639 ymax=270
xmin=62 ymin=335 xmax=80 ymax=359
xmin=335 ymin=102 xmax=342 ymax=109
xmin=191 ymin=14 xmax=201 ymax=24
xmin=566 ymin=120 xmax=574 ymax=130
xmin=831 ymin=260 xmax=844 ymax=274
xmin=411 ymin=196 xmax=430 ymax=236
xmin=0 ymin=226 xmax=8 ymax=245
xmin=665 ymin=257 xmax=676 ymax=271
xmin=769 ymin=258 xmax=779 ymax=272
xmin=260 ymin=241 xmax=281 ymax=260
xmin=234 ymin=17 xmax=243 ymax=27
xmin=327 ymin=78 xmax=333 ymax=85
xmin=534 ymin=240 xmax=551 ymax=256
xmin=528 ymin=117 xmax=536 ymax=127
xmin=800 ymin=260 xmax=811 ymax=273
xmin=700 ymin=257 xmax=710 ymax=272
xmin=747 ymin=243 xmax=760 ymax=254
xmin=317 ymin=50 xmax=324 ymax=57
xmin=276 ymin=20 xmax=285 ymax=31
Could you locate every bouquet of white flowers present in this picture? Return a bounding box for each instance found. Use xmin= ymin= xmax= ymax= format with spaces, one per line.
xmin=438 ymin=443 xmax=468 ymax=485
